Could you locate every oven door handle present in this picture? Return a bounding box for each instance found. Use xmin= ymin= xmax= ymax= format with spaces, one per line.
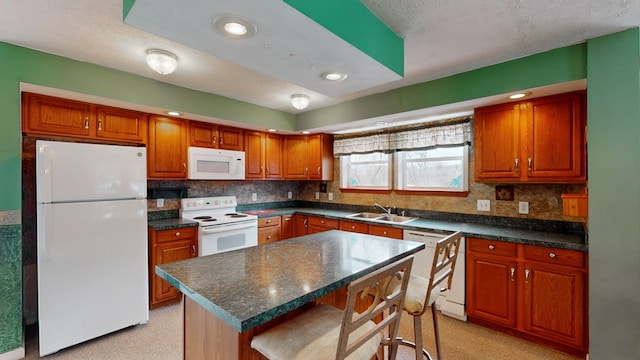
xmin=200 ymin=221 xmax=257 ymax=234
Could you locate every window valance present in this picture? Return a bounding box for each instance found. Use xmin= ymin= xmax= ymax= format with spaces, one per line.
xmin=333 ymin=118 xmax=472 ymax=156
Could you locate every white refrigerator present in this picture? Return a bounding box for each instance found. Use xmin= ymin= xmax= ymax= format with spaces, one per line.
xmin=36 ymin=140 xmax=149 ymax=356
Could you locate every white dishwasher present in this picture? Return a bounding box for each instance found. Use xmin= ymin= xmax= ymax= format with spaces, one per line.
xmin=403 ymin=229 xmax=467 ymax=321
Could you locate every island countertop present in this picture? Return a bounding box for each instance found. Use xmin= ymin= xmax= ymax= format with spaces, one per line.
xmin=156 ymin=230 xmax=425 ymax=333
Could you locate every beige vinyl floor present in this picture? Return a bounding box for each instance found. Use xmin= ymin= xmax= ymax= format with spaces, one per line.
xmin=23 ymin=302 xmax=583 ymax=360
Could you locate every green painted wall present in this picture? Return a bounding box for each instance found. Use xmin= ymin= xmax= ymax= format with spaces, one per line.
xmin=586 ymin=29 xmax=640 ymax=359
xmin=297 ymin=44 xmax=586 ymax=129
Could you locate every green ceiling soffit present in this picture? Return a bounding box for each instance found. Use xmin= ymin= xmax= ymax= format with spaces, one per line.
xmin=123 ymin=0 xmax=136 ymax=18
xmin=284 ymin=0 xmax=404 ymax=77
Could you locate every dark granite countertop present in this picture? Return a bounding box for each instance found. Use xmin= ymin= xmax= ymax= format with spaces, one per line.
xmin=156 ymin=230 xmax=424 ymax=333
xmin=147 ymin=218 xmax=198 ymax=231
xmin=242 ymin=207 xmax=587 ymax=252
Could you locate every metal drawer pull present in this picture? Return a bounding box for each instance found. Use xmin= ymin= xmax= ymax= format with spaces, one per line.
xmin=488 ymin=244 xmax=495 ymax=250
xmin=549 ymin=252 xmax=557 ymax=259
xmin=515 ymin=158 xmax=519 ymax=172
xmin=528 ymin=157 xmax=532 ymax=171
xmin=191 ymin=245 xmax=196 ymax=256
xmin=175 ymin=232 xmax=181 ymax=237
xmin=525 ymin=269 xmax=530 ymax=284
xmin=510 ymin=267 xmax=515 ymax=281
xmin=84 ymin=117 xmax=89 ymax=129
xmin=97 ymin=119 xmax=103 ymax=131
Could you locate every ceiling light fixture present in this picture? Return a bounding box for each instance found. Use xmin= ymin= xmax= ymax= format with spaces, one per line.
xmin=166 ymin=111 xmax=181 ymax=116
xmin=301 ymin=131 xmax=310 ymax=134
xmin=213 ymin=15 xmax=257 ymax=39
xmin=267 ymin=128 xmax=277 ymax=132
xmin=509 ymin=92 xmax=532 ymax=100
xmin=375 ymin=121 xmax=389 ymax=127
xmin=290 ymin=94 xmax=310 ymax=110
xmin=146 ymin=49 xmax=178 ymax=75
xmin=321 ymin=72 xmax=347 ymax=81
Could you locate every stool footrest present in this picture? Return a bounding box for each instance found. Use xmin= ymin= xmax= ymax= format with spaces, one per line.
xmin=396 ymin=338 xmax=434 ymax=360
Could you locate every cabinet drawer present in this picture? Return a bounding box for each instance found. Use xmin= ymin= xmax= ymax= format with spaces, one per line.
xmin=468 ymin=237 xmax=517 ymax=257
xmin=369 ymin=225 xmax=403 ymax=239
xmin=308 ymin=216 xmax=339 ymax=229
xmin=156 ymin=226 xmax=197 ymax=243
xmin=524 ymin=245 xmax=586 ymax=268
xmin=340 ymin=220 xmax=369 ymax=234
xmin=258 ymin=216 xmax=281 ymax=228
xmin=258 ymin=226 xmax=280 ymax=244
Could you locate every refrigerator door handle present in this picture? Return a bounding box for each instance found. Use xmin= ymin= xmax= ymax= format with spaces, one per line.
xmin=37 ymin=144 xmax=54 ymax=204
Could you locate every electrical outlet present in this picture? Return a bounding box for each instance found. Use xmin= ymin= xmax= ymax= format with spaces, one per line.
xmin=328 ymin=192 xmax=333 ymax=201
xmin=252 ymin=193 xmax=257 ymax=201
xmin=477 ymin=199 xmax=490 ymax=211
xmin=157 ymin=198 xmax=164 ymax=208
xmin=519 ymin=201 xmax=529 ymax=214
xmin=314 ymin=192 xmax=320 ymax=200
xmin=287 ymin=191 xmax=292 ymax=199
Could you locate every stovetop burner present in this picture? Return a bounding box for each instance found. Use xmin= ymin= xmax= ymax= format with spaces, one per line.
xmin=225 ymin=213 xmax=248 ymax=218
xmin=193 ymin=216 xmax=213 ymax=220
xmin=201 ymin=218 xmax=218 ymax=222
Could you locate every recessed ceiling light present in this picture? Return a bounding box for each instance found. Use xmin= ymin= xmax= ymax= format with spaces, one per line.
xmin=321 ymin=72 xmax=347 ymax=81
xmin=301 ymin=131 xmax=310 ymax=134
xmin=267 ymin=128 xmax=277 ymax=132
xmin=166 ymin=111 xmax=181 ymax=116
xmin=213 ymin=15 xmax=257 ymax=39
xmin=375 ymin=121 xmax=388 ymax=127
xmin=509 ymin=92 xmax=532 ymax=100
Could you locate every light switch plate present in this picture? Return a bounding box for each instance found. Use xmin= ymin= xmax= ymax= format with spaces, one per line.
xmin=252 ymin=193 xmax=257 ymax=201
xmin=328 ymin=192 xmax=333 ymax=201
xmin=157 ymin=198 xmax=164 ymax=208
xmin=519 ymin=201 xmax=529 ymax=214
xmin=314 ymin=192 xmax=320 ymax=200
xmin=287 ymin=191 xmax=292 ymax=199
xmin=477 ymin=199 xmax=490 ymax=211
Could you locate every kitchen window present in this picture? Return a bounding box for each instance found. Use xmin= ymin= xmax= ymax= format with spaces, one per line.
xmin=340 ymin=152 xmax=392 ymax=190
xmin=395 ymin=145 xmax=469 ymax=192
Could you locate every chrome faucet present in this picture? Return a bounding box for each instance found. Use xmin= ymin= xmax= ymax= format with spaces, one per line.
xmin=373 ymin=203 xmax=392 ymax=214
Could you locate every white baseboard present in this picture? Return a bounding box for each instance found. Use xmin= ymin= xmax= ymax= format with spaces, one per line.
xmin=0 ymin=346 xmax=25 ymax=360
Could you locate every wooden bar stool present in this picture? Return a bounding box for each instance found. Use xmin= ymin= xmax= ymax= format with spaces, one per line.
xmin=396 ymin=231 xmax=463 ymax=360
xmin=250 ymin=255 xmax=414 ymax=360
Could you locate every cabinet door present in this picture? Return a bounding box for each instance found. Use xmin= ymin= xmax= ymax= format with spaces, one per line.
xmin=264 ymin=133 xmax=283 ymax=179
xmin=522 ymin=261 xmax=586 ymax=349
xmin=293 ymin=215 xmax=308 ymax=237
xmin=188 ymin=121 xmax=218 ymax=148
xmin=474 ymin=102 xmax=521 ymax=181
xmin=369 ymin=224 xmax=403 ymax=239
xmin=281 ymin=215 xmax=294 ymax=240
xmin=340 ymin=220 xmax=369 ymax=234
xmin=525 ymin=92 xmax=585 ymax=181
xmin=466 ymin=251 xmax=518 ymax=327
xmin=148 ymin=116 xmax=187 ymax=179
xmin=244 ymin=130 xmax=264 ymax=179
xmin=153 ymin=239 xmax=196 ymax=305
xmin=218 ymin=126 xmax=244 ymax=151
xmin=95 ymin=106 xmax=147 ymax=143
xmin=283 ymin=135 xmax=309 ymax=179
xmin=22 ymin=93 xmax=92 ymax=137
xmin=308 ymin=134 xmax=334 ymax=180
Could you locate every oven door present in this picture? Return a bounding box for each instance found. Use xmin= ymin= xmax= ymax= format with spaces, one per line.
xmin=199 ymin=220 xmax=258 ymax=256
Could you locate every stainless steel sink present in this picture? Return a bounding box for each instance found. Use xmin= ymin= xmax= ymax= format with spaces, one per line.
xmin=347 ymin=212 xmax=385 ymax=220
xmin=347 ymin=212 xmax=417 ymax=225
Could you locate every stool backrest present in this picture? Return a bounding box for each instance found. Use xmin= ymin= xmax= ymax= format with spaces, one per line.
xmin=428 ymin=231 xmax=463 ymax=301
xmin=336 ymin=256 xmax=414 ymax=360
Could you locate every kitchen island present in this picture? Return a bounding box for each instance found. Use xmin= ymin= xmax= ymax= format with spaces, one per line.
xmin=156 ymin=230 xmax=425 ymax=360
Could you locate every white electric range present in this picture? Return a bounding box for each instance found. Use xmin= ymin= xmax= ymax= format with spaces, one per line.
xmin=180 ymin=196 xmax=258 ymax=256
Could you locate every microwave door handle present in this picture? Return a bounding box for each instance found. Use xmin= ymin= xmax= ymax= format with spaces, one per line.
xmin=201 ymin=221 xmax=257 ymax=234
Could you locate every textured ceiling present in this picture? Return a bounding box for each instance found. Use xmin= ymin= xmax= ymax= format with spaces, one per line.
xmin=1 ymin=0 xmax=639 ymax=132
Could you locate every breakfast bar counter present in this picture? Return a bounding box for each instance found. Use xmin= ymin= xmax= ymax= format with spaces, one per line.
xmin=156 ymin=230 xmax=425 ymax=360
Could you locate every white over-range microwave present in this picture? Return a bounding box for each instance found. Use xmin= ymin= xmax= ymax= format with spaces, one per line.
xmin=188 ymin=147 xmax=246 ymax=180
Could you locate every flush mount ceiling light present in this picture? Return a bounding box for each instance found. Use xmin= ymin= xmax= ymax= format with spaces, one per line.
xmin=146 ymin=49 xmax=178 ymax=75
xmin=213 ymin=14 xmax=257 ymax=39
xmin=290 ymin=94 xmax=310 ymax=110
xmin=321 ymin=72 xmax=347 ymax=81
xmin=166 ymin=111 xmax=181 ymax=116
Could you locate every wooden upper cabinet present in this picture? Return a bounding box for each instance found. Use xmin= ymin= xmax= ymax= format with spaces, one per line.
xmin=218 ymin=126 xmax=244 ymax=151
xmin=188 ymin=121 xmax=218 ymax=148
xmin=22 ymin=93 xmax=92 ymax=137
xmin=148 ymin=115 xmax=187 ymax=179
xmin=308 ymin=134 xmax=334 ymax=180
xmin=283 ymin=134 xmax=334 ymax=180
xmin=95 ymin=106 xmax=147 ymax=143
xmin=22 ymin=92 xmax=147 ymax=143
xmin=474 ymin=91 xmax=585 ymax=183
xmin=245 ymin=131 xmax=282 ymax=179
xmin=283 ymin=135 xmax=310 ymax=179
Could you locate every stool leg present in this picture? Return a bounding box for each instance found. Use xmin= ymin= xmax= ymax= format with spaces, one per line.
xmin=413 ymin=315 xmax=423 ymax=360
xmin=432 ymin=305 xmax=442 ymax=360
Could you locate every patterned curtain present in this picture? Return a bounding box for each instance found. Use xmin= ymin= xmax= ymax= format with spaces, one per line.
xmin=333 ymin=118 xmax=471 ymax=156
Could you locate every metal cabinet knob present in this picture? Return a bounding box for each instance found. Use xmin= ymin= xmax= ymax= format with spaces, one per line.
xmin=175 ymin=232 xmax=181 ymax=237
xmin=549 ymin=252 xmax=557 ymax=259
xmin=488 ymin=244 xmax=495 ymax=250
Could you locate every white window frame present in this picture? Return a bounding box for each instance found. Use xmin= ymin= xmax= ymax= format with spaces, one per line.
xmin=340 ymin=152 xmax=392 ymax=190
xmin=394 ymin=145 xmax=469 ymax=192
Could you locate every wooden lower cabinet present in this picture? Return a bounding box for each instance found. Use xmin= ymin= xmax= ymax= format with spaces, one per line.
xmin=149 ymin=226 xmax=198 ymax=309
xmin=340 ymin=220 xmax=369 ymax=234
xmin=308 ymin=215 xmax=340 ymax=234
xmin=368 ymin=224 xmax=403 ymax=239
xmin=258 ymin=216 xmax=281 ymax=244
xmin=281 ymin=215 xmax=294 ymax=239
xmin=293 ymin=215 xmax=309 ymax=237
xmin=466 ymin=237 xmax=588 ymax=356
